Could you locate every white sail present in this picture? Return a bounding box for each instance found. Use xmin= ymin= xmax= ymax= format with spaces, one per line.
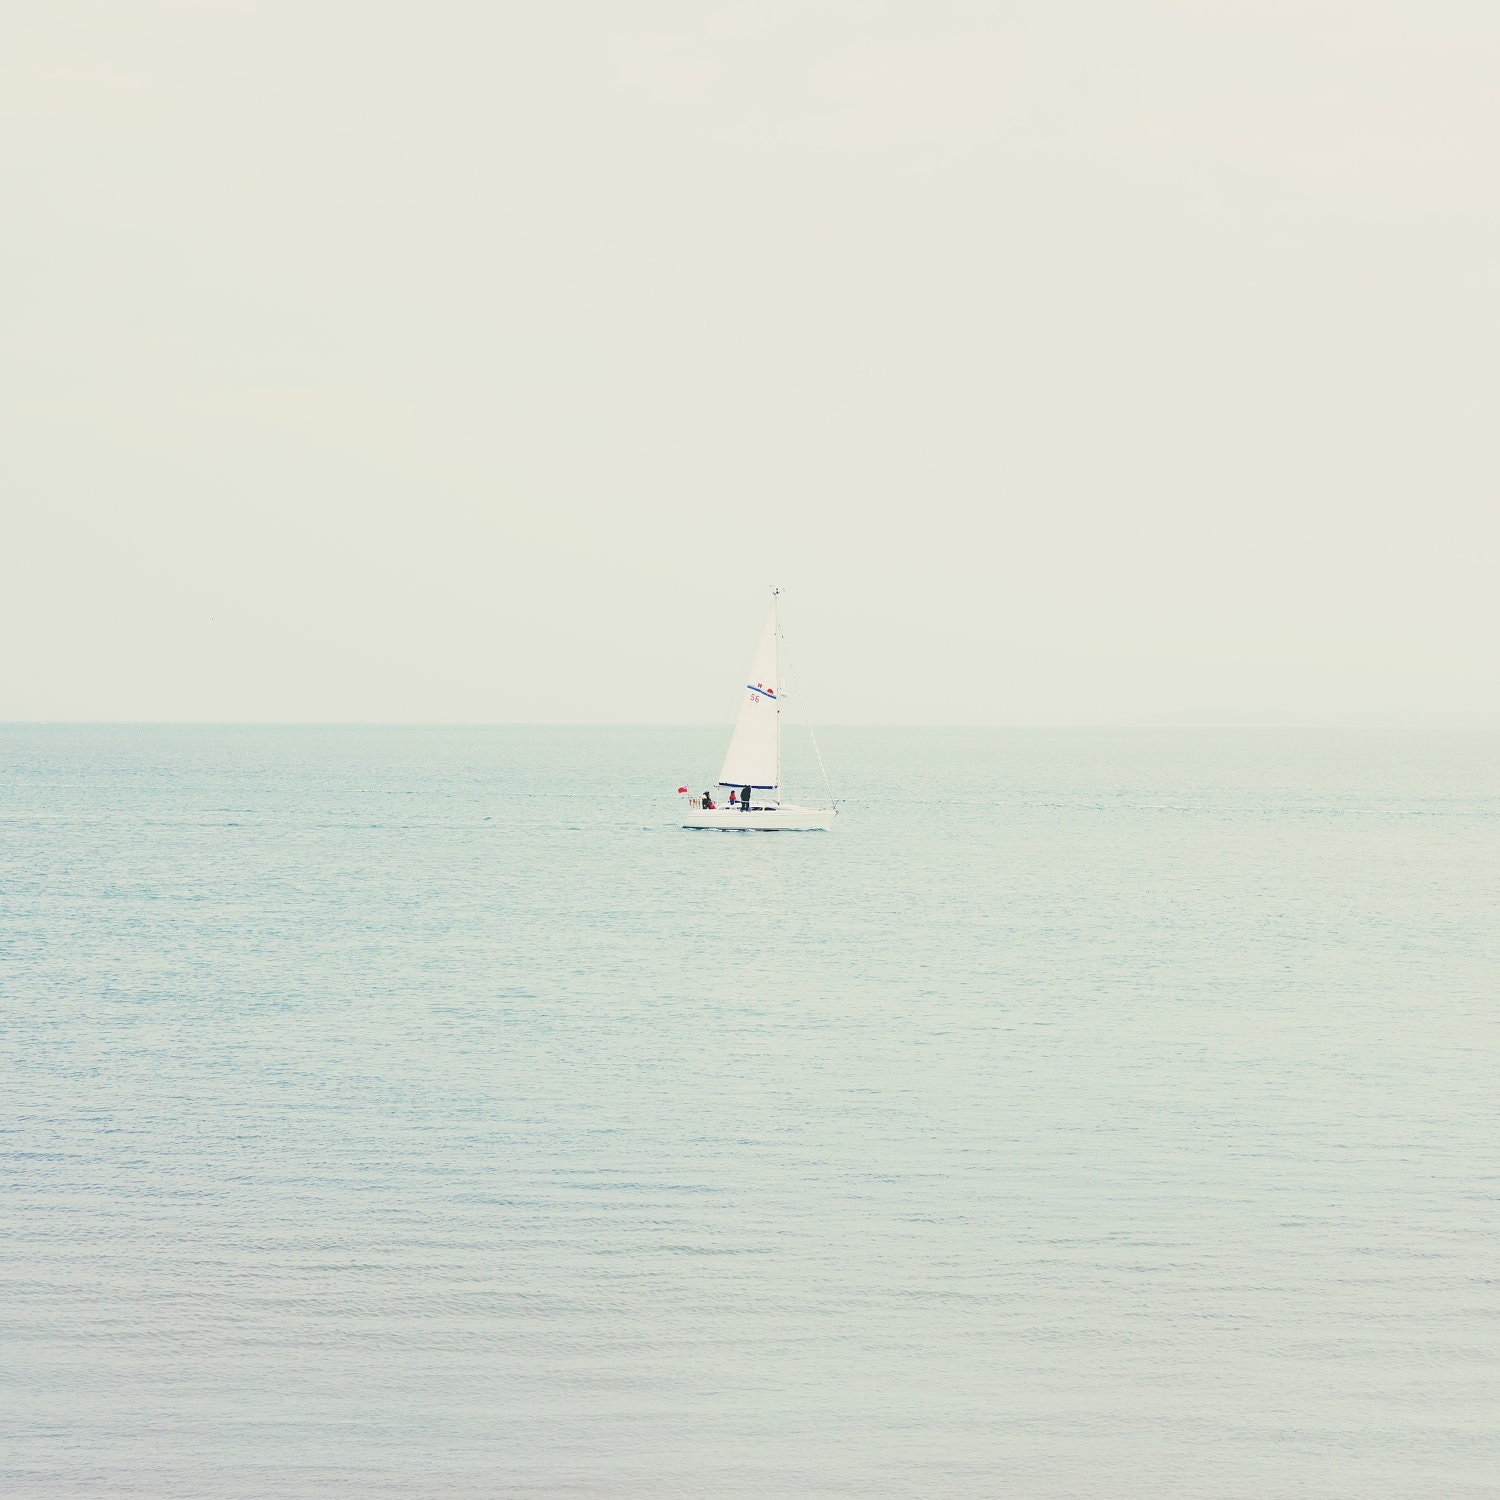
xmin=717 ymin=604 xmax=780 ymax=790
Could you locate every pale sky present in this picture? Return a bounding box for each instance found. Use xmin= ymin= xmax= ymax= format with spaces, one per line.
xmin=3 ymin=1 xmax=1496 ymax=725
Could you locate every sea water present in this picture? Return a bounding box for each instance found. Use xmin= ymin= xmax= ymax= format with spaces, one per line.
xmin=2 ymin=725 xmax=1497 ymax=1498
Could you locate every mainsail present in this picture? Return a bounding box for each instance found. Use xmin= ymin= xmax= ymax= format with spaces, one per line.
xmin=717 ymin=603 xmax=780 ymax=790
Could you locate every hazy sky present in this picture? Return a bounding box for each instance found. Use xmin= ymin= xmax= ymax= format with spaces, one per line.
xmin=4 ymin=1 xmax=1496 ymax=724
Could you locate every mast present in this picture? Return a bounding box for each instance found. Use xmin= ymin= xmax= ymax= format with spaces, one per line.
xmin=772 ymin=586 xmax=782 ymax=802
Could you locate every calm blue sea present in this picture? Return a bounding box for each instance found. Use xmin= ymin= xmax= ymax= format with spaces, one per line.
xmin=2 ymin=725 xmax=1498 ymax=1498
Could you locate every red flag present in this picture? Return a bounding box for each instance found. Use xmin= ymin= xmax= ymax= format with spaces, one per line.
xmin=677 ymin=786 xmax=688 ymax=793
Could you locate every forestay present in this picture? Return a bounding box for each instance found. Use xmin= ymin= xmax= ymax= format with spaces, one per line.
xmin=717 ymin=605 xmax=780 ymax=790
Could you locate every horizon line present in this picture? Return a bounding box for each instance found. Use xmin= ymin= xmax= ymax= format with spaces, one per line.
xmin=4 ymin=720 xmax=1499 ymax=733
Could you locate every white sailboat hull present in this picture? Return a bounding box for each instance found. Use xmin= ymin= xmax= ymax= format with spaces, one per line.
xmin=682 ymin=805 xmax=835 ymax=832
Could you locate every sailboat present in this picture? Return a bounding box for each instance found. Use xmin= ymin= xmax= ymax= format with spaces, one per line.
xmin=680 ymin=591 xmax=837 ymax=831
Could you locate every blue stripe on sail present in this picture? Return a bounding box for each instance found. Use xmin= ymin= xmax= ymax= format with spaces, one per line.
xmin=747 ymin=684 xmax=776 ymax=699
xmin=718 ymin=783 xmax=777 ymax=789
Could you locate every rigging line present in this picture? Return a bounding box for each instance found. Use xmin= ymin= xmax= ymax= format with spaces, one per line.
xmin=777 ymin=615 xmax=839 ymax=812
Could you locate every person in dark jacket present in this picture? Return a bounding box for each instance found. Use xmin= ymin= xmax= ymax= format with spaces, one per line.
xmin=702 ymin=791 xmax=715 ymax=809
xmin=741 ymin=785 xmax=752 ymax=811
